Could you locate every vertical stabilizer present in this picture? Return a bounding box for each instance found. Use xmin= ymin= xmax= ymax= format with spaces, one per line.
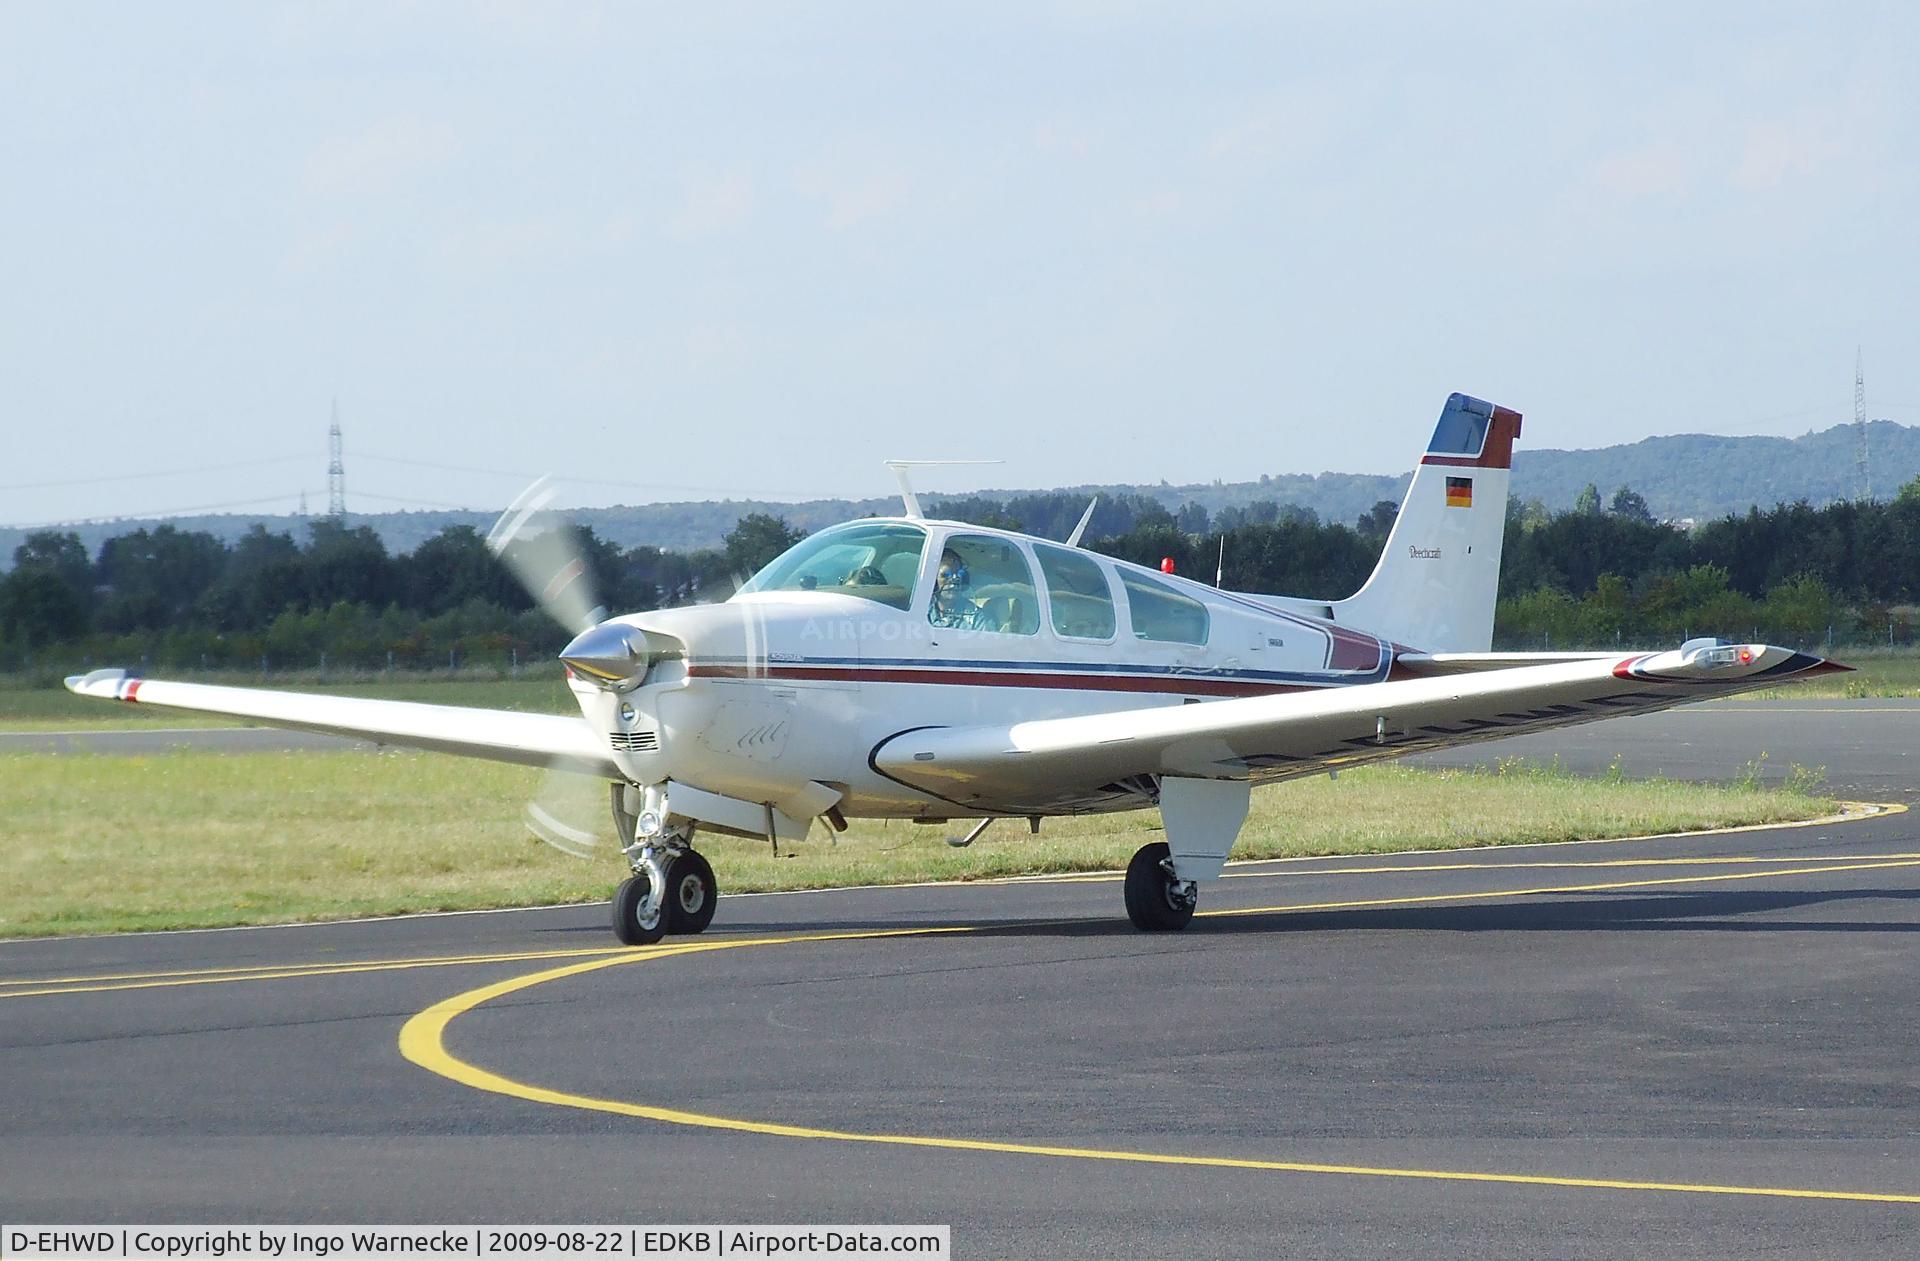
xmin=1329 ymin=393 xmax=1521 ymax=652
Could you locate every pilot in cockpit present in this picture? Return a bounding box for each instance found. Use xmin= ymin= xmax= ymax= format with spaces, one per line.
xmin=929 ymin=547 xmax=973 ymax=628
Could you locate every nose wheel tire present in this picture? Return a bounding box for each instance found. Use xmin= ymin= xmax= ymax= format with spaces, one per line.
xmin=612 ymin=872 xmax=667 ymax=945
xmin=1124 ymin=841 xmax=1196 ymax=932
xmin=665 ymin=850 xmax=717 ymax=935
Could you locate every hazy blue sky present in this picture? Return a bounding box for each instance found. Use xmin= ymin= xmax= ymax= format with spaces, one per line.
xmin=3 ymin=2 xmax=1915 ymax=527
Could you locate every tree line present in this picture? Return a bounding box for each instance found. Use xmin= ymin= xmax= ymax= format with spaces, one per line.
xmin=0 ymin=514 xmax=803 ymax=675
xmin=3 ymin=477 xmax=1917 ymax=676
xmin=1492 ymin=484 xmax=1920 ymax=649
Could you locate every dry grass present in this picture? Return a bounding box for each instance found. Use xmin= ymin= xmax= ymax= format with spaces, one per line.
xmin=0 ymin=748 xmax=1836 ymax=938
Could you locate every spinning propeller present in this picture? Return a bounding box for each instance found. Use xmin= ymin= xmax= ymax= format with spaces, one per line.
xmin=487 ymin=477 xmax=607 ymax=636
xmin=487 ymin=478 xmax=762 ymax=858
xmin=487 ymin=477 xmax=626 ymax=859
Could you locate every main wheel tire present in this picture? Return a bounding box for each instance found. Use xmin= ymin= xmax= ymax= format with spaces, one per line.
xmin=1123 ymin=841 xmax=1195 ymax=932
xmin=664 ymin=850 xmax=718 ymax=935
xmin=612 ymin=872 xmax=667 ymax=945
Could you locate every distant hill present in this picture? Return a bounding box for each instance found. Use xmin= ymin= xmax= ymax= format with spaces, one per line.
xmin=5 ymin=421 xmax=1915 ymax=563
xmin=1511 ymin=419 xmax=1916 ymax=523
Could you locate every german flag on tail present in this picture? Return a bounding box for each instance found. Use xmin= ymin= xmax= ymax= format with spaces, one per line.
xmin=1445 ymin=476 xmax=1473 ymax=508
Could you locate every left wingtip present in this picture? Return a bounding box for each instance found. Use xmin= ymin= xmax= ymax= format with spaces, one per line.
xmin=1765 ymin=650 xmax=1851 ymax=679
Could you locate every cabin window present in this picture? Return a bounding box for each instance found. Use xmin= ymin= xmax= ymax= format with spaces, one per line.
xmin=1119 ymin=569 xmax=1210 ymax=645
xmin=1034 ymin=544 xmax=1116 ymax=640
xmin=929 ymin=534 xmax=1040 ymax=635
xmin=738 ymin=521 xmax=927 ymax=610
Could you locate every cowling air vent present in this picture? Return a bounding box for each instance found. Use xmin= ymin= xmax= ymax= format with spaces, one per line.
xmin=609 ymin=730 xmax=660 ymax=752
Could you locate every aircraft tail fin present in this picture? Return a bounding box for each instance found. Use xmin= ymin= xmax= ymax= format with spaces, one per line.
xmin=1328 ymin=393 xmax=1521 ymax=653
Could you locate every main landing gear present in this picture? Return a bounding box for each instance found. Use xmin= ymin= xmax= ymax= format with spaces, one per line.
xmin=610 ymin=784 xmax=718 ymax=946
xmin=1119 ymin=777 xmax=1248 ymax=932
xmin=1123 ymin=841 xmax=1197 ymax=932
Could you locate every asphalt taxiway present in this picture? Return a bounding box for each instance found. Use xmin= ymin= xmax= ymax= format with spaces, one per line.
xmin=3 ymin=705 xmax=1918 ymax=1257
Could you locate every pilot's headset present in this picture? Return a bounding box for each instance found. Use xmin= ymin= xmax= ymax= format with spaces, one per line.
xmin=937 ymin=553 xmax=970 ymax=590
xmin=935 ymin=551 xmax=970 ymax=610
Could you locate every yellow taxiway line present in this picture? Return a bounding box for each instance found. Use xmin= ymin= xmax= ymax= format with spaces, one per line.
xmin=2 ymin=798 xmax=1909 ymax=1000
xmin=1202 ymin=856 xmax=1920 ymax=920
xmin=0 ymin=944 xmax=642 ymax=1000
xmin=986 ymin=800 xmax=1908 ymax=888
xmin=1228 ymin=852 xmax=1920 ymax=879
xmin=399 ymin=913 xmax=1920 ymax=1206
xmin=11 ymin=834 xmax=1920 ymax=1200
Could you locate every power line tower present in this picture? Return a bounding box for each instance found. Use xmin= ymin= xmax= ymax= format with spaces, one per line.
xmin=327 ymin=399 xmax=347 ymax=518
xmin=1855 ymin=348 xmax=1870 ymax=500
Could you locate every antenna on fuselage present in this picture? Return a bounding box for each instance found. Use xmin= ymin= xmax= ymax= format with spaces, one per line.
xmin=1065 ymin=495 xmax=1099 ymax=547
xmin=883 ymin=460 xmax=1003 ymax=520
xmin=1215 ymin=534 xmax=1226 ymax=587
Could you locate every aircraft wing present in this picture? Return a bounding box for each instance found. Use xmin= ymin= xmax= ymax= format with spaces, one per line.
xmin=871 ymin=644 xmax=1846 ymax=814
xmin=1391 ymin=650 xmax=1624 ymax=676
xmin=63 ymin=669 xmax=619 ymax=777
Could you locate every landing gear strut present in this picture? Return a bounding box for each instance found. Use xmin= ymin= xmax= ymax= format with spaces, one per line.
xmin=610 ymin=784 xmax=718 ymax=945
xmin=1123 ymin=841 xmax=1197 ymax=932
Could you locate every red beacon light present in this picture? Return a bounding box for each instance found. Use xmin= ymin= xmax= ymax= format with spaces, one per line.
xmin=1160 ymin=557 xmax=1176 ymax=574
xmin=1695 ymin=641 xmax=1753 ymax=668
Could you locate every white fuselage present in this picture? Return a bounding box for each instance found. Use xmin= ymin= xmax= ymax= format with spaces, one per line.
xmin=576 ymin=518 xmax=1398 ymax=820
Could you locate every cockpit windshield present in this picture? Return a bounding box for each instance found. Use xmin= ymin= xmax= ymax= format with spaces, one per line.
xmin=737 ymin=521 xmax=928 ymax=610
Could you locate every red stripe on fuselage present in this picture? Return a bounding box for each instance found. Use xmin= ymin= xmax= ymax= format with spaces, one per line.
xmin=1326 ymin=625 xmax=1384 ymax=672
xmin=689 ymin=663 xmax=1314 ymax=698
xmin=123 ymin=679 xmax=143 ymax=702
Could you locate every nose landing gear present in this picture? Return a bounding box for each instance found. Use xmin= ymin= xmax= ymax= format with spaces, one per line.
xmin=612 ymin=836 xmax=718 ymax=945
xmin=610 ymin=783 xmax=718 ymax=946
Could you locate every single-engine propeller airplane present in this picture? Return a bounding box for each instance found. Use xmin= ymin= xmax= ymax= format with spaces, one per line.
xmin=68 ymin=394 xmax=1846 ymax=943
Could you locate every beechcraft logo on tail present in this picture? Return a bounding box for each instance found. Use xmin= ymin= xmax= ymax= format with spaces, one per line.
xmin=1445 ymin=476 xmax=1473 ymax=508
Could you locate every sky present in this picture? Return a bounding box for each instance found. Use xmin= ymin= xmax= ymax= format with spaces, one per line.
xmin=3 ymin=1 xmax=1916 ymax=527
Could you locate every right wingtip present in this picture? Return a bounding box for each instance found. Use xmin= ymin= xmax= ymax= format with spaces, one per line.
xmin=65 ymin=667 xmax=133 ymax=699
